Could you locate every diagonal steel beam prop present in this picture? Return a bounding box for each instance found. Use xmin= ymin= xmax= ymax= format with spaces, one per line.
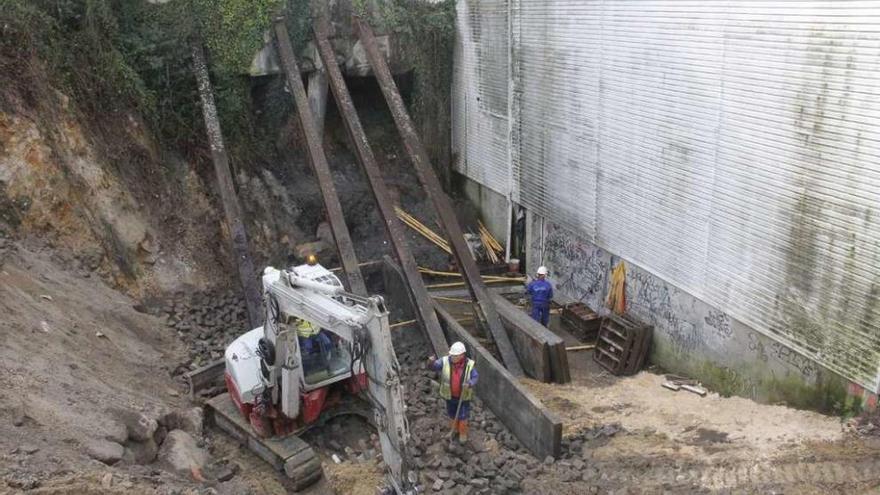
xmin=191 ymin=40 xmax=263 ymax=329
xmin=353 ymin=17 xmax=524 ymax=376
xmin=312 ymin=17 xmax=448 ymax=356
xmin=273 ymin=19 xmax=367 ymax=297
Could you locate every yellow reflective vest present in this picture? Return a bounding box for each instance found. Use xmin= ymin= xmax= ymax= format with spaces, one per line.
xmin=297 ymin=319 xmax=319 ymax=338
xmin=439 ymin=356 xmax=475 ymax=401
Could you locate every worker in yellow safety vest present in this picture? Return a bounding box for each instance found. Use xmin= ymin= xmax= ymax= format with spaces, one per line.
xmin=297 ymin=319 xmax=331 ymax=356
xmin=427 ymin=342 xmax=479 ymax=443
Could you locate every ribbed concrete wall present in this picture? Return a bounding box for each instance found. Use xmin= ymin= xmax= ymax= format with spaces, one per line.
xmin=453 ymin=1 xmax=880 ymax=391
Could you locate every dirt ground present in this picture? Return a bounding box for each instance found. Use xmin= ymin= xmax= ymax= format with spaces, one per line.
xmin=517 ymin=316 xmax=880 ymax=494
xmin=526 ymin=318 xmax=844 ymax=458
xmin=0 ymin=244 xmax=204 ymax=494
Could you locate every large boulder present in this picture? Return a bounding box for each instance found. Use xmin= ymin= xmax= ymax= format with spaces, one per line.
xmin=157 ymin=430 xmax=207 ymax=474
xmin=84 ymin=439 xmax=124 ymax=465
xmin=161 ymin=408 xmax=204 ymax=438
xmin=103 ymin=420 xmax=128 ymax=444
xmin=114 ymin=409 xmax=159 ymax=442
xmin=123 ymin=438 xmax=159 ymax=465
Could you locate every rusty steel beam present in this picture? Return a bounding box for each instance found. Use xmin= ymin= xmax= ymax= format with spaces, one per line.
xmin=273 ymin=20 xmax=367 ymax=297
xmin=353 ymin=18 xmax=523 ymax=376
xmin=313 ymin=18 xmax=448 ymax=355
xmin=191 ymin=41 xmax=263 ymax=329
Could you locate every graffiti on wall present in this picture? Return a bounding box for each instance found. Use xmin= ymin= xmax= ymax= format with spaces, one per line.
xmin=769 ymin=342 xmax=818 ymax=378
xmin=537 ymin=219 xmax=823 ymax=382
xmin=628 ymin=270 xmax=703 ymax=354
xmin=705 ymin=310 xmax=733 ymax=340
xmin=542 ymin=223 xmax=609 ymax=306
xmin=748 ymin=331 xmax=817 ymax=379
xmin=715 ymin=366 xmax=759 ymax=398
xmin=747 ymin=332 xmax=769 ymax=363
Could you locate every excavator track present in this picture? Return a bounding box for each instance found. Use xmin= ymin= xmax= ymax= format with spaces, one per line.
xmin=206 ymin=393 xmax=323 ymax=491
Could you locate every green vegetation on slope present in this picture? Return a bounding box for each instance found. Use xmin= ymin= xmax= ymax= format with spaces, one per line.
xmin=0 ymin=0 xmax=454 ymax=168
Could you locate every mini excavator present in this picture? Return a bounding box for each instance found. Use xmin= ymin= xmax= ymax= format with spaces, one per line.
xmin=206 ymin=262 xmax=418 ymax=493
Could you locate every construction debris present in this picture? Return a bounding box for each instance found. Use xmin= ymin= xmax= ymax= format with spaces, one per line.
xmin=389 ymin=319 xmax=417 ymax=329
xmin=418 ymin=267 xmax=519 ymax=282
xmin=479 ymin=221 xmax=503 ymax=255
xmin=477 ymin=221 xmax=504 ymax=264
xmin=661 ymin=375 xmax=708 ymax=396
xmin=431 ymin=296 xmax=472 ymax=304
xmin=395 ymin=206 xmax=451 ymax=255
xmin=426 ymin=279 xmax=525 ymax=289
xmin=681 ymin=384 xmax=708 ymax=397
xmin=561 ymin=302 xmax=602 ymax=342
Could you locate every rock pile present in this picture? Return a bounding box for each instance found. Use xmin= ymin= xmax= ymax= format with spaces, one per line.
xmin=387 ymin=342 xmax=618 ymax=494
xmin=161 ymin=291 xmax=250 ymax=373
xmin=84 ymin=407 xmax=209 ymax=476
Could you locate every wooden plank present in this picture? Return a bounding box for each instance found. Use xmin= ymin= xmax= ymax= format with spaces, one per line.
xmin=273 ymin=20 xmax=367 ymax=297
xmin=597 ymin=347 xmax=621 ymax=362
xmin=307 ymin=68 xmax=328 ymax=141
xmin=354 ymin=17 xmax=522 ymax=377
xmin=565 ymin=345 xmax=596 ymax=352
xmin=190 ymin=41 xmax=263 ymax=328
xmin=434 ymin=305 xmax=562 ymax=459
xmin=600 ymin=334 xmax=624 ymax=351
xmin=312 ymin=18 xmax=447 ymax=356
xmin=382 ymin=257 xmax=416 ymax=320
xmin=426 ymin=285 xmax=523 ymax=299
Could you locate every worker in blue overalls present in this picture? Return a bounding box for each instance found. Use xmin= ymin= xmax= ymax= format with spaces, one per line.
xmin=526 ymin=266 xmax=553 ymax=327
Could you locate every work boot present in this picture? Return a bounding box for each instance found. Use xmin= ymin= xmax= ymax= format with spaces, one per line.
xmin=458 ymin=420 xmax=469 ymax=444
xmin=447 ymin=420 xmax=458 ymax=440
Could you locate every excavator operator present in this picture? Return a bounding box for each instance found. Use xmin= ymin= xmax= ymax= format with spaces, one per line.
xmin=297 ymin=318 xmax=333 ymax=371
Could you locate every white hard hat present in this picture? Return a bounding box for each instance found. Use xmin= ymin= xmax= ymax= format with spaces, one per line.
xmin=537 ymin=266 xmax=548 ymax=275
xmin=449 ymin=342 xmax=466 ymax=356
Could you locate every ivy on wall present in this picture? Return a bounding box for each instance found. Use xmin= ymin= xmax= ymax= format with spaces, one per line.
xmin=369 ymin=0 xmax=457 ymax=178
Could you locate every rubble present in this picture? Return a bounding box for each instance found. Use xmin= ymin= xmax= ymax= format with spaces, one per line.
xmin=161 ymin=290 xmax=250 ymax=374
xmin=104 ymin=420 xmax=129 ymax=444
xmin=20 ymin=445 xmax=39 ymax=455
xmin=123 ymin=438 xmax=159 ymax=465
